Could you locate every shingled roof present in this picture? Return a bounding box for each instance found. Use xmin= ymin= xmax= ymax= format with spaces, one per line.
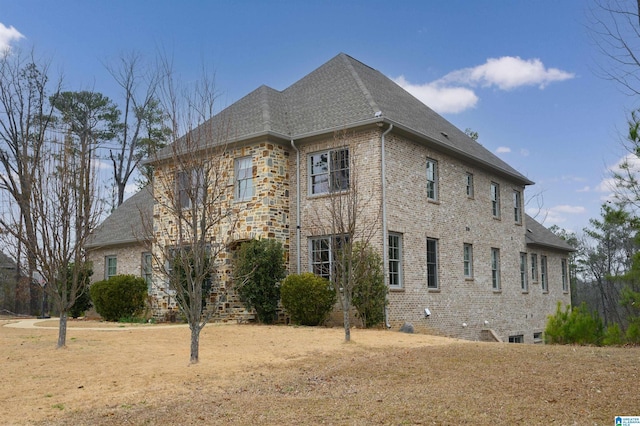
xmin=525 ymin=214 xmax=575 ymax=252
xmin=152 ymin=53 xmax=532 ymax=185
xmin=86 ymin=186 xmax=153 ymax=249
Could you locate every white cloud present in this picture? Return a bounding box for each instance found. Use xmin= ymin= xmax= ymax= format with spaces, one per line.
xmin=496 ymin=146 xmax=511 ymax=153
xmin=393 ymin=75 xmax=478 ymax=114
xmin=439 ymin=56 xmax=575 ymax=90
xmin=0 ymin=23 xmax=24 ymax=53
xmin=576 ymin=186 xmax=591 ymax=193
xmin=528 ymin=204 xmax=586 ymax=227
xmin=551 ymin=205 xmax=586 ymax=214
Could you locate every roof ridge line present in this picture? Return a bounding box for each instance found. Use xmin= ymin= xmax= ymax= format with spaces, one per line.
xmin=340 ymin=54 xmax=381 ymax=115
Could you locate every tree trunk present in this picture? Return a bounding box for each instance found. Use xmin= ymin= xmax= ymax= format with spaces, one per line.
xmin=343 ymin=301 xmax=351 ymax=342
xmin=57 ymin=312 xmax=68 ymax=348
xmin=190 ymin=325 xmax=201 ymax=364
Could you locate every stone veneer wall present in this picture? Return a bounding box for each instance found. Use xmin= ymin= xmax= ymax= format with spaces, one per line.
xmin=151 ymin=141 xmax=290 ymax=322
xmin=87 ymin=244 xmax=148 ymax=283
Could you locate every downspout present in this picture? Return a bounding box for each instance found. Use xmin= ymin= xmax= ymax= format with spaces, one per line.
xmin=381 ymin=123 xmax=393 ymax=329
xmin=291 ymin=140 xmax=301 ymax=274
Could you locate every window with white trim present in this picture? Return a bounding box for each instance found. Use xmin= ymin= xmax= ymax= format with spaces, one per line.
xmin=531 ymin=253 xmax=538 ymax=282
xmin=491 ymin=248 xmax=500 ymax=290
xmin=105 ymin=256 xmax=117 ymax=280
xmin=463 ymin=243 xmax=473 ymax=278
xmin=520 ymin=252 xmax=528 ymax=292
xmin=309 ymin=148 xmax=349 ymax=195
xmin=491 ymin=182 xmax=500 ymax=218
xmin=561 ymin=258 xmax=568 ymax=292
xmin=541 ymin=255 xmax=548 ymax=292
xmin=426 ymin=158 xmax=438 ymax=200
xmin=388 ymin=233 xmax=403 ymax=288
xmin=235 ymin=156 xmax=254 ymax=201
xmin=142 ymin=252 xmax=153 ymax=288
xmin=309 ymin=235 xmax=347 ymax=280
xmin=426 ymin=238 xmax=439 ymax=289
xmin=466 ymin=173 xmax=474 ymax=198
xmin=176 ymin=168 xmax=204 ymax=209
xmin=513 ymin=190 xmax=522 ymax=223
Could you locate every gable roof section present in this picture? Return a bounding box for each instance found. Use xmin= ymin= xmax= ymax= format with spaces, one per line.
xmin=0 ymin=251 xmax=17 ymax=270
xmin=151 ymin=53 xmax=532 ymax=185
xmin=525 ymin=214 xmax=575 ymax=252
xmin=86 ymin=186 xmax=153 ymax=249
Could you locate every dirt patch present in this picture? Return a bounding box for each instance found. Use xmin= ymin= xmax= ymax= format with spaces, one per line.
xmin=1 ymin=319 xmax=638 ymax=425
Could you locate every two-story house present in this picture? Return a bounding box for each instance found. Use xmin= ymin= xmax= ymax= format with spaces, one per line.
xmin=87 ymin=53 xmax=573 ymax=342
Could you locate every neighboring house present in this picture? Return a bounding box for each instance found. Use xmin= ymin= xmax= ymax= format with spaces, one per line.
xmin=87 ymin=53 xmax=573 ymax=342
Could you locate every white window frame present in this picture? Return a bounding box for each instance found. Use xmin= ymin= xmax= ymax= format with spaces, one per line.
xmin=234 ymin=156 xmax=254 ymax=202
xmin=388 ymin=233 xmax=403 ymax=288
xmin=466 ymin=173 xmax=474 ymax=198
xmin=426 ymin=158 xmax=438 ymax=201
xmin=176 ymin=168 xmax=204 ymax=209
xmin=463 ymin=243 xmax=473 ymax=279
xmin=426 ymin=238 xmax=439 ymax=289
xmin=531 ymin=253 xmax=538 ymax=282
xmin=491 ymin=182 xmax=500 ymax=218
xmin=561 ymin=258 xmax=568 ymax=292
xmin=142 ymin=252 xmax=153 ymax=288
xmin=309 ymin=148 xmax=349 ymax=195
xmin=513 ymin=190 xmax=522 ymax=224
xmin=105 ymin=255 xmax=117 ymax=280
xmin=491 ymin=248 xmax=500 ymax=290
xmin=520 ymin=252 xmax=528 ymax=292
xmin=541 ymin=255 xmax=548 ymax=292
xmin=309 ymin=235 xmax=347 ymax=281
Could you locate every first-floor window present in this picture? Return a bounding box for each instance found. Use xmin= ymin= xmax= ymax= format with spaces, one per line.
xmin=426 ymin=238 xmax=439 ymax=289
xmin=541 ymin=255 xmax=548 ymax=292
xmin=508 ymin=335 xmax=524 ymax=343
xmin=463 ymin=243 xmax=473 ymax=278
xmin=106 ymin=255 xmax=117 ymax=279
xmin=520 ymin=252 xmax=528 ymax=292
xmin=388 ymin=233 xmax=403 ymax=288
xmin=309 ymin=235 xmax=347 ymax=280
xmin=561 ymin=258 xmax=568 ymax=292
xmin=491 ymin=248 xmax=500 ymax=290
xmin=142 ymin=252 xmax=153 ymax=287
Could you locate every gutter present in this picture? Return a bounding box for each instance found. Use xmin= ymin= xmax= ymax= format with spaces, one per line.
xmin=381 ymin=123 xmax=393 ymax=329
xmin=291 ymin=139 xmax=301 ymax=274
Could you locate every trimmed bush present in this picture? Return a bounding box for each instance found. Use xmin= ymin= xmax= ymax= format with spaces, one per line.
xmin=90 ymin=275 xmax=148 ymax=322
xmin=234 ymin=239 xmax=286 ymax=324
xmin=280 ymin=273 xmax=336 ymax=326
xmin=545 ymin=302 xmax=603 ymax=345
xmin=351 ymin=244 xmax=387 ymax=328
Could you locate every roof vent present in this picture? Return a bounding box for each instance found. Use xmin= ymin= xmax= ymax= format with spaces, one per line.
xmin=527 ymin=228 xmax=533 ymax=233
xmin=374 ymin=111 xmax=383 ymax=118
xmin=440 ymin=131 xmax=448 ymax=138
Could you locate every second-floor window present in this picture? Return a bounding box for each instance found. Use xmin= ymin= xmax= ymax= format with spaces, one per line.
xmin=513 ymin=190 xmax=522 ymax=223
xmin=561 ymin=258 xmax=568 ymax=292
xmin=491 ymin=183 xmax=500 ymax=218
xmin=466 ymin=173 xmax=474 ymax=198
xmin=531 ymin=253 xmax=538 ymax=281
xmin=176 ymin=168 xmax=204 ymax=209
xmin=520 ymin=252 xmax=528 ymax=292
xmin=426 ymin=158 xmax=438 ymax=200
xmin=235 ymin=156 xmax=254 ymax=201
xmin=541 ymin=255 xmax=548 ymax=292
xmin=309 ymin=148 xmax=349 ymax=195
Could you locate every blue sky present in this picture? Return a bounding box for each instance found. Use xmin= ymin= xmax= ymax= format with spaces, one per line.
xmin=0 ymin=0 xmax=635 ymax=233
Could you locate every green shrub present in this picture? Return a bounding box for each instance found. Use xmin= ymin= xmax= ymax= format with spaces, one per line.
xmin=68 ymin=263 xmax=93 ymax=319
xmin=626 ymin=321 xmax=640 ymax=344
xmin=603 ymin=323 xmax=625 ymax=346
xmin=280 ymin=273 xmax=336 ymax=326
xmin=351 ymin=244 xmax=387 ymax=328
xmin=545 ymin=302 xmax=603 ymax=345
xmin=234 ymin=239 xmax=286 ymax=324
xmin=90 ymin=275 xmax=148 ymax=322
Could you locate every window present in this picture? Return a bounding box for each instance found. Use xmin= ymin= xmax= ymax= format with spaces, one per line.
xmin=541 ymin=255 xmax=548 ymax=292
xmin=531 ymin=253 xmax=538 ymax=282
xmin=491 ymin=248 xmax=500 ymax=290
xmin=235 ymin=156 xmax=254 ymax=201
xmin=465 ymin=173 xmax=474 ymax=198
xmin=463 ymin=243 xmax=473 ymax=278
xmin=176 ymin=168 xmax=204 ymax=209
xmin=533 ymin=332 xmax=543 ymax=343
xmin=388 ymin=233 xmax=403 ymax=288
xmin=309 ymin=235 xmax=347 ymax=280
xmin=142 ymin=252 xmax=153 ymax=288
xmin=426 ymin=238 xmax=439 ymax=289
xmin=491 ymin=183 xmax=500 ymax=218
xmin=105 ymin=256 xmax=117 ymax=280
xmin=513 ymin=190 xmax=522 ymax=223
xmin=508 ymin=335 xmax=524 ymax=343
xmin=561 ymin=258 xmax=568 ymax=292
xmin=520 ymin=252 xmax=528 ymax=292
xmin=309 ymin=148 xmax=349 ymax=195
xmin=426 ymin=159 xmax=438 ymax=200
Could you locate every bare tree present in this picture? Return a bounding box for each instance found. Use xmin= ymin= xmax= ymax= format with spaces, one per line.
xmin=310 ymin=131 xmax=381 ymax=342
xmin=105 ymin=52 xmax=168 ymax=207
xmin=145 ymin=54 xmax=239 ymax=363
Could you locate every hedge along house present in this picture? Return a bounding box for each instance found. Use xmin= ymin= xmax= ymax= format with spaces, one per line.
xmin=86 ymin=53 xmax=573 ymax=341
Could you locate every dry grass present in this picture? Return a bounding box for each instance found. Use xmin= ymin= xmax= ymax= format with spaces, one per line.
xmin=1 ymin=317 xmax=638 ymax=425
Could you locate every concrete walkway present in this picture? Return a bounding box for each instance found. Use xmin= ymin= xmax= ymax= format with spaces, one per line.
xmin=3 ymin=318 xmax=188 ymax=331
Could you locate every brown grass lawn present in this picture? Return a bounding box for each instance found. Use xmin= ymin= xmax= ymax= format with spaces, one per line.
xmin=1 ymin=317 xmax=638 ymax=425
